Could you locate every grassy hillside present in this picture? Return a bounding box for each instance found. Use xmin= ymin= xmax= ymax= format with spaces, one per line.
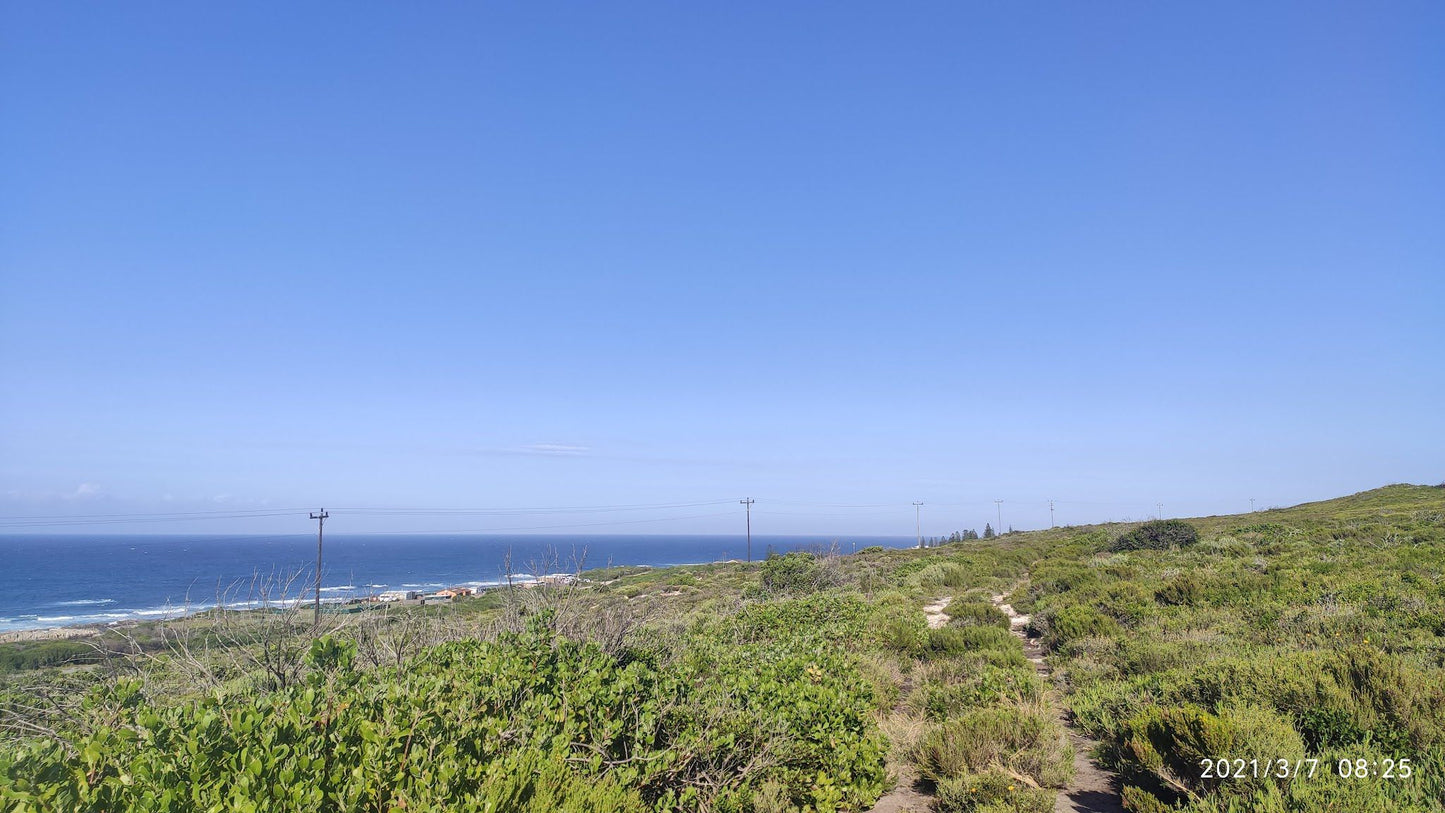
xmin=2 ymin=484 xmax=1442 ymax=812
xmin=1011 ymin=484 xmax=1445 ymax=812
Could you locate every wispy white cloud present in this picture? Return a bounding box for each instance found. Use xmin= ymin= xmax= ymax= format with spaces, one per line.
xmin=68 ymin=482 xmax=104 ymax=500
xmin=519 ymin=442 xmax=590 ymax=456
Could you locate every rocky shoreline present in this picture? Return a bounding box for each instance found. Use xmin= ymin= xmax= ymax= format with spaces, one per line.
xmin=0 ymin=624 xmax=106 ymax=644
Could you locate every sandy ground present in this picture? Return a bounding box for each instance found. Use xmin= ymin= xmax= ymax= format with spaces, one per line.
xmin=921 ymin=596 xmax=952 ymax=628
xmin=867 ymin=760 xmax=934 ymax=813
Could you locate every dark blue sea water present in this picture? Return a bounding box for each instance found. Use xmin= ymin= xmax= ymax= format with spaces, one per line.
xmin=0 ymin=534 xmax=912 ymax=632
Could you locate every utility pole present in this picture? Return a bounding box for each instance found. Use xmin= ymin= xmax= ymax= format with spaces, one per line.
xmin=994 ymin=499 xmax=1003 ymax=534
xmin=310 ymin=508 xmax=328 ymax=626
xmin=913 ymin=501 xmax=924 ymax=548
xmin=1250 ymin=498 xmax=1255 ymax=513
xmin=739 ymin=498 xmax=754 ymax=562
xmin=1049 ymin=499 xmax=1055 ymax=528
xmin=1156 ymin=502 xmax=1163 ymax=520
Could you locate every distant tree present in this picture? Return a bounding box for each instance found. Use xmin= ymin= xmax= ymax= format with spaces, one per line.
xmin=963 ymin=529 xmax=978 ymax=540
xmin=983 ymin=523 xmax=995 ymax=539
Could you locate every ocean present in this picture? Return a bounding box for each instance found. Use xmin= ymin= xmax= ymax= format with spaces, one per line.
xmin=0 ymin=533 xmax=913 ymax=632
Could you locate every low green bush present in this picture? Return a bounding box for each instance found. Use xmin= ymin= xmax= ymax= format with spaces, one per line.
xmin=909 ymin=666 xmax=1042 ymax=720
xmin=0 ymin=613 xmax=888 ymax=813
xmin=726 ymin=592 xmax=870 ymax=644
xmin=935 ymin=770 xmax=1053 ymax=813
xmin=945 ymin=602 xmax=1010 ymax=630
xmin=1178 ymin=647 xmax=1444 ymax=754
xmin=912 ymin=563 xmax=970 ymax=589
xmin=1042 ymin=605 xmax=1119 ymax=650
xmin=949 ymin=625 xmax=1019 ymax=653
xmin=913 ymin=705 xmax=1073 ymax=789
xmin=1117 ymin=703 xmax=1303 ymax=801
xmin=1092 ymin=583 xmax=1155 ymax=625
xmin=1155 ymin=572 xmax=1203 ymax=606
xmin=0 ymin=641 xmax=99 ymax=673
xmin=924 ymin=627 xmax=973 ymax=659
xmin=1111 ymin=520 xmax=1200 ymax=552
xmin=871 ymin=599 xmax=928 ymax=656
xmin=759 ymin=551 xmax=839 ymax=595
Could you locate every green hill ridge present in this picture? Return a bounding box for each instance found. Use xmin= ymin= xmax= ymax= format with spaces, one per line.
xmin=2 ymin=483 xmax=1443 ymax=812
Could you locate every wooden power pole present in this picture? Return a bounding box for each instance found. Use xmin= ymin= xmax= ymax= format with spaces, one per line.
xmin=740 ymin=498 xmax=754 ymax=562
xmin=913 ymin=501 xmax=924 ymax=548
xmin=310 ymin=508 xmax=328 ymax=625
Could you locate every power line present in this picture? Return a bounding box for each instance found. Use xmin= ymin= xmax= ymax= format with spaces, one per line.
xmin=0 ymin=510 xmax=306 ymax=529
xmin=0 ymin=507 xmax=309 ymax=521
xmin=339 ymin=511 xmax=738 ymax=535
xmin=332 ymin=499 xmax=736 ymax=516
xmin=0 ymin=500 xmax=741 ymax=531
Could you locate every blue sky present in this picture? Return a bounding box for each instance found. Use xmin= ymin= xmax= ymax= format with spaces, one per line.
xmin=2 ymin=2 xmax=1442 ymax=536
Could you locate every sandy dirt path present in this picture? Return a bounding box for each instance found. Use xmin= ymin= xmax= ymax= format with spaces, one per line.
xmin=921 ymin=595 xmax=952 ymax=628
xmin=991 ymin=591 xmax=1124 ymax=813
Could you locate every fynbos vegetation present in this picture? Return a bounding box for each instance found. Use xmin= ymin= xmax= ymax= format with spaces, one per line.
xmin=2 ymin=484 xmax=1442 ymax=812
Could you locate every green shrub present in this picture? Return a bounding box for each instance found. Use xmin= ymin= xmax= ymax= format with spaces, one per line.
xmin=759 ymin=551 xmax=838 ymax=594
xmin=871 ymin=601 xmax=928 ymax=655
xmin=913 ymin=706 xmax=1073 ymax=788
xmin=0 ymin=641 xmax=99 ymax=673
xmin=912 ymin=563 xmax=970 ymax=589
xmin=1111 ymin=520 xmax=1200 ymax=552
xmin=1179 ymin=648 xmax=1444 ymax=754
xmin=1119 ymin=784 xmax=1172 ymax=813
xmin=1027 ymin=563 xmax=1101 ymax=598
xmin=1043 ymin=605 xmax=1119 ymax=650
xmin=910 ymin=666 xmax=1043 ymax=720
xmin=727 ymin=592 xmax=870 ymax=644
xmin=935 ymin=770 xmax=1053 ymax=813
xmin=0 ymin=616 xmax=888 ymax=813
xmin=949 ymin=625 xmax=1019 ymax=653
xmin=946 ymin=602 xmax=1010 ymax=630
xmin=1113 ymin=640 xmax=1193 ymax=675
xmin=1093 ymin=583 xmax=1155 ymax=625
xmin=1155 ymin=572 xmax=1203 ymax=606
xmin=924 ymin=627 xmax=973 ymax=659
xmin=1295 ymin=707 xmax=1369 ymax=752
xmin=1117 ymin=703 xmax=1303 ymax=801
